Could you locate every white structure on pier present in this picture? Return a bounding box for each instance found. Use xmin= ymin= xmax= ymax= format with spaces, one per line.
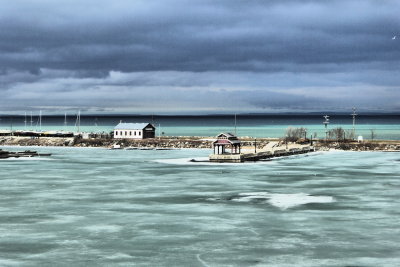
xmin=212 ymin=133 xmax=241 ymax=154
xmin=113 ymin=123 xmax=155 ymax=139
xmin=351 ymin=107 xmax=357 ymax=138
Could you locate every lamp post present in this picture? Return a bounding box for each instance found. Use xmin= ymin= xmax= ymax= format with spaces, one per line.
xmin=254 ymin=138 xmax=257 ymax=153
xmin=323 ymin=115 xmax=330 ymax=142
xmin=351 ymin=107 xmax=357 ymax=140
xmin=285 ymin=135 xmax=288 ymax=149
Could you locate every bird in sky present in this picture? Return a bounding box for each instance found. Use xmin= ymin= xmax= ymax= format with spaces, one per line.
xmin=392 ymin=36 xmax=396 ymax=40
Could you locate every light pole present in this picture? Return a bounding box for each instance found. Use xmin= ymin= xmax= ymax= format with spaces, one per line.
xmin=285 ymin=135 xmax=288 ymax=149
xmin=323 ymin=115 xmax=330 ymax=142
xmin=351 ymin=107 xmax=357 ymax=139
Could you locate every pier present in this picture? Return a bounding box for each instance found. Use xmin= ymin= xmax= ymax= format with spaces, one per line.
xmin=209 ymin=142 xmax=315 ymax=163
xmin=208 ymin=133 xmax=315 ymax=162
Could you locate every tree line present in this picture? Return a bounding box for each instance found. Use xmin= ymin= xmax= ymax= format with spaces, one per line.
xmin=284 ymin=127 xmax=377 ymax=142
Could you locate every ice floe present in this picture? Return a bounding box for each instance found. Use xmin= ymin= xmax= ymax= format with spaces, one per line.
xmin=231 ymin=192 xmax=335 ymax=210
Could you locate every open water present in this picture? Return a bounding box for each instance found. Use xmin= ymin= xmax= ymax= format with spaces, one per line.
xmin=1 ymin=147 xmax=399 ymax=266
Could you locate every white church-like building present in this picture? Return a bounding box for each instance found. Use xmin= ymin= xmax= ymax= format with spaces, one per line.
xmin=113 ymin=122 xmax=156 ymax=139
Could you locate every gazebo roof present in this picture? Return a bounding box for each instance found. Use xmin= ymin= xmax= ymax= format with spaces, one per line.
xmin=216 ymin=132 xmax=237 ymax=138
xmin=213 ymin=132 xmax=241 ymax=145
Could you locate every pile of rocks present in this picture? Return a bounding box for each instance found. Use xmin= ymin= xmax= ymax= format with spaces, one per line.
xmin=0 ymin=137 xmax=74 ymax=147
xmin=316 ymin=141 xmax=400 ymax=151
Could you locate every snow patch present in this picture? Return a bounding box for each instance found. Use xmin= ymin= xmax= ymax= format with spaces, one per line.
xmin=232 ymin=192 xmax=335 ymax=210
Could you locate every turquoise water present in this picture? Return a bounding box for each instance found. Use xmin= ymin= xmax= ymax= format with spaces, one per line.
xmin=1 ymin=114 xmax=399 ymax=140
xmin=2 ymin=124 xmax=399 ymax=140
xmin=1 ymin=147 xmax=400 ymax=266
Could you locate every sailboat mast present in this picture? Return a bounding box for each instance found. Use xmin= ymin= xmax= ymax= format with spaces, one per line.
xmin=24 ymin=112 xmax=27 ymax=130
xmin=39 ymin=110 xmax=42 ymax=131
xmin=76 ymin=110 xmax=81 ymax=133
xmin=30 ymin=111 xmax=33 ymax=128
xmin=234 ymin=113 xmax=237 ymax=136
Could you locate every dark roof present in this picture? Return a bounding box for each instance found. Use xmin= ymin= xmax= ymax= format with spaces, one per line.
xmin=217 ymin=132 xmax=237 ymax=138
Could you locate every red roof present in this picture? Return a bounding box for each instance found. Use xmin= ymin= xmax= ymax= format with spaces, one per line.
xmin=213 ymin=139 xmax=231 ymax=145
xmin=213 ymin=139 xmax=241 ymax=145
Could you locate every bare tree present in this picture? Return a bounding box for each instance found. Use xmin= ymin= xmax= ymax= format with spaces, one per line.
xmin=328 ymin=127 xmax=345 ymax=141
xmin=345 ymin=129 xmax=354 ymax=140
xmin=370 ymin=129 xmax=377 ymax=141
xmin=285 ymin=127 xmax=308 ymax=142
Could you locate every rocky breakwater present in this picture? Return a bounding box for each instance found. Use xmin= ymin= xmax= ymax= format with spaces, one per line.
xmin=74 ymin=137 xmax=215 ymax=149
xmin=0 ymin=136 xmax=282 ymax=149
xmin=315 ymin=140 xmax=400 ymax=152
xmin=101 ymin=137 xmax=272 ymax=150
xmin=0 ymin=136 xmax=74 ymax=147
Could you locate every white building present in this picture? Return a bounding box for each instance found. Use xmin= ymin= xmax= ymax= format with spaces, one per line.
xmin=113 ymin=123 xmax=156 ymax=139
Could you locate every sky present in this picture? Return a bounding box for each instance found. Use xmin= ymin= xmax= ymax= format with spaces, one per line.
xmin=0 ymin=0 xmax=399 ymax=114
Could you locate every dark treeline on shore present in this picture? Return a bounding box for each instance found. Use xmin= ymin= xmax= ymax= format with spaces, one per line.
xmin=0 ymin=113 xmax=399 ymax=128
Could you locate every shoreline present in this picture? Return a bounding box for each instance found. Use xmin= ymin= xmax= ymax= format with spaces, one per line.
xmin=1 ymin=136 xmax=399 ymax=152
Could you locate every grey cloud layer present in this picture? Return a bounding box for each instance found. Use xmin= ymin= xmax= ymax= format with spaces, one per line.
xmin=0 ymin=0 xmax=399 ymax=113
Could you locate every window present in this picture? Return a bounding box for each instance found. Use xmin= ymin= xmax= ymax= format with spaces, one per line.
xmin=115 ymin=131 xmax=118 ymax=136
xmin=134 ymin=131 xmax=136 ymax=136
xmin=139 ymin=131 xmax=141 ymax=136
xmin=130 ymin=131 xmax=132 ymax=136
xmin=120 ymin=131 xmax=122 ymax=136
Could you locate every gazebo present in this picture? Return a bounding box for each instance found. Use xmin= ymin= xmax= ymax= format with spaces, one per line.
xmin=213 ymin=133 xmax=241 ymax=155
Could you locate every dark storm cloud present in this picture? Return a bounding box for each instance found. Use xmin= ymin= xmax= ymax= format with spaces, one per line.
xmin=0 ymin=0 xmax=399 ymax=113
xmin=1 ymin=0 xmax=399 ymax=73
